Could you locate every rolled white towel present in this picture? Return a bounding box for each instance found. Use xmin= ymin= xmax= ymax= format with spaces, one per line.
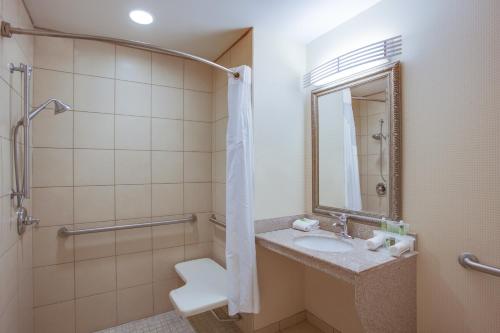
xmin=292 ymin=220 xmax=316 ymax=232
xmin=389 ymin=240 xmax=411 ymax=257
xmin=365 ymin=234 xmax=385 ymax=250
xmin=302 ymin=218 xmax=319 ymax=228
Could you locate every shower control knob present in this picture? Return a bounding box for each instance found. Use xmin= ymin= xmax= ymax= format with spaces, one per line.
xmin=376 ymin=182 xmax=387 ymax=196
xmin=26 ymin=216 xmax=40 ymax=226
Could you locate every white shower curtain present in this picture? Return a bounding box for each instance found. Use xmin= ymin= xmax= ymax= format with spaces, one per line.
xmin=225 ymin=65 xmax=260 ymax=315
xmin=342 ymin=89 xmax=362 ymax=211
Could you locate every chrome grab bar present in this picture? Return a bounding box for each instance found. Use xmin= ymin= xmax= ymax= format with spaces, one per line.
xmin=458 ymin=252 xmax=500 ymax=277
xmin=58 ymin=214 xmax=196 ymax=237
xmin=209 ymin=214 xmax=226 ymax=228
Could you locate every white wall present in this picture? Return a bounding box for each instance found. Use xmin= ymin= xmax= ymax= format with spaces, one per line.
xmin=305 ymin=1 xmax=500 ymax=332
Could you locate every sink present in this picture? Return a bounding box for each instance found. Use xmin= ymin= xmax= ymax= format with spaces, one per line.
xmin=293 ymin=235 xmax=354 ymax=253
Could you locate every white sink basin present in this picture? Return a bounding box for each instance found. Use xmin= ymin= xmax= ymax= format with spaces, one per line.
xmin=293 ymin=235 xmax=354 ymax=253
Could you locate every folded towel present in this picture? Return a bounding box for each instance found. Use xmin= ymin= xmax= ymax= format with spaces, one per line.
xmin=366 ymin=234 xmax=385 ymax=250
xmin=302 ymin=218 xmax=319 ymax=227
xmin=292 ymin=219 xmax=319 ymax=232
xmin=389 ymin=240 xmax=411 ymax=257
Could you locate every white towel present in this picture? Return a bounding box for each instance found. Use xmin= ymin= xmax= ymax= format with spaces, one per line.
xmin=366 ymin=234 xmax=385 ymax=250
xmin=302 ymin=218 xmax=319 ymax=227
xmin=389 ymin=240 xmax=411 ymax=257
xmin=292 ymin=219 xmax=318 ymax=232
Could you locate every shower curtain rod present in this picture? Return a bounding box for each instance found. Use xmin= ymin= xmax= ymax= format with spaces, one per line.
xmin=0 ymin=21 xmax=240 ymax=78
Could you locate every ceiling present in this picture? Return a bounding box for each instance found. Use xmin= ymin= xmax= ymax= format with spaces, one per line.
xmin=23 ymin=0 xmax=382 ymax=60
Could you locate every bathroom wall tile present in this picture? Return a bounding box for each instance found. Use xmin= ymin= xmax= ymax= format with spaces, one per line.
xmin=115 ymin=115 xmax=151 ymax=150
xmin=0 ymin=244 xmax=17 ymax=316
xmin=74 ymin=111 xmax=114 ymax=149
xmin=74 ymin=221 xmax=115 ymax=261
xmin=279 ymin=311 xmax=307 ymax=331
xmin=184 ymin=152 xmax=211 ymax=182
xmin=354 ymin=116 xmax=367 ymax=136
xmin=32 ymin=108 xmax=73 ymax=148
xmin=74 ymin=74 xmax=114 ymax=114
xmin=33 ymin=225 xmax=73 ymax=267
xmin=184 ymin=60 xmax=212 ymax=92
xmin=152 ymin=85 xmax=183 ymax=119
xmin=116 ymin=251 xmax=153 ymax=289
xmin=115 ymin=185 xmax=151 ymax=220
xmin=212 ymin=241 xmax=226 ymax=267
xmin=184 ymin=90 xmax=212 ymax=122
xmin=0 ymin=80 xmax=10 ymax=139
xmin=214 ymin=151 xmax=226 ymax=183
xmin=153 ymin=278 xmax=181 ymax=314
xmin=0 ymin=295 xmax=18 ymax=333
xmin=33 ymin=68 xmax=73 ymax=107
xmin=34 ymin=36 xmax=74 ymax=72
xmin=184 ymin=121 xmax=212 ymax=152
xmin=214 ymin=87 xmax=228 ymax=121
xmin=32 ymin=148 xmax=73 ymax=187
xmin=115 ymin=80 xmax=151 ymax=117
xmin=214 ymin=183 xmax=226 ymax=216
xmin=0 ymin=139 xmax=12 ymax=197
xmin=151 ymin=184 xmax=183 ymax=216
xmin=151 ymin=151 xmax=183 ymax=183
xmin=75 ymin=149 xmax=114 ymax=186
xmin=34 ymin=300 xmax=75 ymax=333
xmin=185 ymin=212 xmax=212 ymax=245
xmin=151 ymin=118 xmax=183 ymax=151
xmin=33 ymin=263 xmax=74 ymax=306
xmin=74 ymin=186 xmax=115 ymax=223
xmin=306 ymin=311 xmax=335 ymax=333
xmin=75 ymin=256 xmax=116 ymax=298
xmin=0 ymin=196 xmax=17 ymax=257
xmin=116 ymin=46 xmax=151 ymax=83
xmin=117 ymin=284 xmax=153 ymax=324
xmin=152 ymin=53 xmax=183 ymax=88
xmin=76 ymin=291 xmax=117 ymax=333
xmin=184 ymin=183 xmax=212 ymax=213
xmin=116 ymin=218 xmax=152 ymax=255
xmin=152 ymin=222 xmax=185 ymax=250
xmin=32 ymin=187 xmax=73 ymax=226
xmin=214 ymin=117 xmax=227 ymax=151
xmin=115 ymin=150 xmax=151 ymax=185
xmin=152 ymin=246 xmax=184 ymax=281
xmin=367 ymin=153 xmax=388 ymax=176
xmin=74 ymin=40 xmax=115 ymax=78
xmin=185 ymin=242 xmax=212 ymax=261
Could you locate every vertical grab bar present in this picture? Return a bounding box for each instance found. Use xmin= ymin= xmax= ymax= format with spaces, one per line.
xmin=22 ymin=64 xmax=32 ymax=199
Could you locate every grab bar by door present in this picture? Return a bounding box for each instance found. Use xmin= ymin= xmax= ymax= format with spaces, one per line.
xmin=209 ymin=214 xmax=226 ymax=228
xmin=458 ymin=252 xmax=500 ymax=277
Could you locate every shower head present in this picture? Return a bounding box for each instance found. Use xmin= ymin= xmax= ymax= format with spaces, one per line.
xmin=29 ymin=98 xmax=71 ymax=121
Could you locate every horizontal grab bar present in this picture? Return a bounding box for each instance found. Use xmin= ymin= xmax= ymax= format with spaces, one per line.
xmin=209 ymin=214 xmax=226 ymax=228
xmin=458 ymin=252 xmax=500 ymax=277
xmin=58 ymin=214 xmax=196 ymax=236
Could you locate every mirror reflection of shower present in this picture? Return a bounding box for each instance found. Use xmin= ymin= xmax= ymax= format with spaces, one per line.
xmin=372 ymin=118 xmax=387 ymax=196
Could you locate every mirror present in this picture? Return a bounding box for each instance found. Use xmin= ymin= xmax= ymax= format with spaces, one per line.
xmin=312 ymin=62 xmax=401 ymax=221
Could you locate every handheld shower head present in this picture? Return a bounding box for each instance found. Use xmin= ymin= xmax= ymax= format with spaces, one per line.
xmin=29 ymin=98 xmax=71 ymax=120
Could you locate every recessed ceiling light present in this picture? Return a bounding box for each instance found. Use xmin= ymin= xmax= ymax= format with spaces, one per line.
xmin=129 ymin=10 xmax=153 ymax=25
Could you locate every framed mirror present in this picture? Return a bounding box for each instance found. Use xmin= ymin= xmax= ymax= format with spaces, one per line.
xmin=311 ymin=61 xmax=401 ymax=222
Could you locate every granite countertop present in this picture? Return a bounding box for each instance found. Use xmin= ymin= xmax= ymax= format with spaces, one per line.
xmin=255 ymin=228 xmax=417 ymax=284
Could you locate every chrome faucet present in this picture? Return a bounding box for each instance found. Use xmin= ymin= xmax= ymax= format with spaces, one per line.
xmin=329 ymin=213 xmax=353 ymax=239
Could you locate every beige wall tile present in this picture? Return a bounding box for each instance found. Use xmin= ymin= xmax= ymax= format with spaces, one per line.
xmin=32 ymin=109 xmax=73 ymax=148
xmin=0 ymin=244 xmax=17 ymax=316
xmin=76 ymin=291 xmax=117 ymax=333
xmin=185 ymin=242 xmax=212 ymax=261
xmin=115 ymin=115 xmax=151 ymax=150
xmin=214 ymin=117 xmax=227 ymax=151
xmin=74 ymin=186 xmax=115 ymax=223
xmin=184 ymin=60 xmax=212 ymax=92
xmin=151 ymin=151 xmax=183 ymax=183
xmin=32 ymin=187 xmax=74 ymax=226
xmin=185 ymin=212 xmax=213 ymax=245
xmin=115 ymin=185 xmax=152 ymax=220
xmin=151 ymin=184 xmax=183 ymax=216
xmin=74 ymin=111 xmax=114 ymax=149
xmin=152 ymin=53 xmax=183 ymax=88
xmin=75 ymin=256 xmax=116 ymax=298
xmin=74 ymin=74 xmax=115 ymax=114
xmin=214 ymin=183 xmax=226 ymax=216
xmin=34 ymin=300 xmax=75 ymax=333
xmin=74 ymin=221 xmax=115 ymax=261
xmin=117 ymin=251 xmax=153 ymax=289
xmin=153 ymin=278 xmax=181 ymax=314
xmin=34 ymin=36 xmax=74 ymax=72
xmin=151 ymin=118 xmax=183 ymax=151
xmin=74 ymin=40 xmax=115 ymax=78
xmin=152 ymin=223 xmax=185 ymax=250
xmin=0 ymin=295 xmax=18 ymax=333
xmin=1 ymin=139 xmax=12 ymax=196
xmin=214 ymin=151 xmax=226 ymax=183
xmin=75 ymin=149 xmax=114 ymax=186
xmin=152 ymin=85 xmax=183 ymax=119
xmin=32 ymin=148 xmax=73 ymax=187
xmin=184 ymin=152 xmax=211 ymax=182
xmin=34 ymin=263 xmax=74 ymax=306
xmin=214 ymin=87 xmax=228 ymax=121
xmin=115 ymin=150 xmax=151 ymax=185
xmin=115 ymin=80 xmax=151 ymax=117
xmin=0 ymin=80 xmax=11 ymax=139
xmin=33 ymin=226 xmax=74 ymax=267
xmin=152 ymin=246 xmax=184 ymax=281
xmin=184 ymin=121 xmax=212 ymax=152
xmin=117 ymin=284 xmax=153 ymax=324
xmin=184 ymin=183 xmax=212 ymax=213
xmin=116 ymin=46 xmax=151 ymax=83
xmin=116 ymin=220 xmax=152 ymax=255
xmin=184 ymin=90 xmax=212 ymax=122
xmin=33 ymin=68 xmax=73 ymax=107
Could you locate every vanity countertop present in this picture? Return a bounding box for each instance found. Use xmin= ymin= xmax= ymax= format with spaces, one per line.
xmin=255 ymin=228 xmax=417 ymax=284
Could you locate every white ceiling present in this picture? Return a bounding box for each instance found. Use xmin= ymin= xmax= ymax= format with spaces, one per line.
xmin=23 ymin=0 xmax=382 ymax=60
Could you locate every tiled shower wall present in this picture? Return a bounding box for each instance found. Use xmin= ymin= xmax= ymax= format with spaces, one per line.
xmin=0 ymin=0 xmax=34 ymax=332
xmin=31 ymin=37 xmax=215 ymax=333
xmin=211 ymin=31 xmax=253 ymax=267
